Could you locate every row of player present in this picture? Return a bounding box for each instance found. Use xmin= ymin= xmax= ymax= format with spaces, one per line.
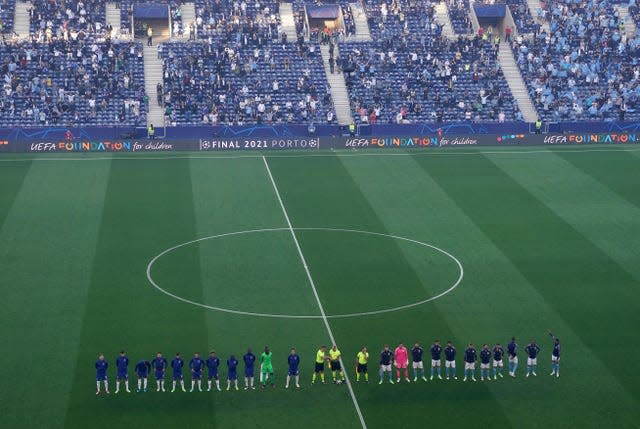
xmin=94 ymin=333 xmax=561 ymax=394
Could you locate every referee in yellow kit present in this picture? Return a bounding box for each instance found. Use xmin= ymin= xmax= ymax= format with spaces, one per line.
xmin=312 ymin=346 xmax=328 ymax=384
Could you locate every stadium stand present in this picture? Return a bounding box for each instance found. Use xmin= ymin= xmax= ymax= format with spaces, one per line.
xmin=505 ymin=0 xmax=538 ymax=35
xmin=341 ymin=3 xmax=356 ymax=37
xmin=30 ymin=0 xmax=106 ymax=37
xmin=338 ymin=0 xmax=518 ymax=124
xmin=340 ymin=36 xmax=518 ymax=124
xmin=512 ymin=0 xmax=640 ymax=122
xmin=193 ymin=0 xmax=280 ymax=40
xmin=159 ymin=39 xmax=336 ymax=124
xmin=446 ymin=0 xmax=473 ymax=35
xmin=0 ymin=0 xmax=15 ymax=36
xmin=2 ymin=0 xmax=640 ymax=129
xmin=0 ymin=38 xmax=147 ymax=126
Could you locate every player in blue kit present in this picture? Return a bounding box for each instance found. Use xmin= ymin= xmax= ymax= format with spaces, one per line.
xmin=525 ymin=340 xmax=540 ymax=377
xmin=548 ymin=331 xmax=561 ymax=378
xmin=479 ymin=344 xmax=492 ymax=381
xmin=171 ymin=352 xmax=186 ymax=392
xmin=95 ymin=354 xmax=109 ymax=395
xmin=243 ymin=348 xmax=256 ymax=390
xmin=152 ymin=352 xmax=168 ymax=392
xmin=411 ymin=343 xmax=427 ymax=382
xmin=115 ymin=350 xmax=130 ymax=394
xmin=430 ymin=340 xmax=443 ymax=380
xmin=507 ymin=337 xmax=518 ymax=377
xmin=189 ymin=352 xmax=204 ymax=392
xmin=444 ymin=341 xmax=457 ymax=380
xmin=135 ymin=359 xmax=151 ymax=392
xmin=227 ymin=355 xmax=239 ymax=391
xmin=207 ymin=351 xmax=222 ymax=392
xmin=492 ymin=343 xmax=505 ymax=380
xmin=463 ymin=343 xmax=477 ymax=382
xmin=285 ymin=348 xmax=301 ymax=389
xmin=379 ymin=345 xmax=394 ymax=384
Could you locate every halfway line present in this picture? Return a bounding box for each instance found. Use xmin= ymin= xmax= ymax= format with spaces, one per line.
xmin=262 ymin=156 xmax=368 ymax=429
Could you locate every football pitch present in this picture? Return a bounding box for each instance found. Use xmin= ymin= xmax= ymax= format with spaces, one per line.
xmin=1 ymin=146 xmax=639 ymax=429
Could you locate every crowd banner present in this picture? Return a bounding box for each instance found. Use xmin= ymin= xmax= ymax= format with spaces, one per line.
xmin=3 ymin=121 xmax=640 ymax=142
xmin=1 ymin=132 xmax=638 ymax=153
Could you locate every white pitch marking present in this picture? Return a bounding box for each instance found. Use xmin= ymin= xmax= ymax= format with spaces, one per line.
xmin=262 ymin=156 xmax=368 ymax=429
xmin=145 ymin=227 xmax=464 ymax=319
xmin=1 ymin=146 xmax=639 ymax=163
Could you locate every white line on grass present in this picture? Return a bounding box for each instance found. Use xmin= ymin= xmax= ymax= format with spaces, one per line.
xmin=145 ymin=227 xmax=464 ymax=319
xmin=262 ymin=156 xmax=368 ymax=429
xmin=0 ymin=146 xmax=639 ymax=162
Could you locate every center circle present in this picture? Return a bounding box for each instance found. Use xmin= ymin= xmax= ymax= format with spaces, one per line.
xmin=146 ymin=228 xmax=464 ymax=319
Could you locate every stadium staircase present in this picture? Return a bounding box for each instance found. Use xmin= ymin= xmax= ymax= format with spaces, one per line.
xmin=498 ymin=41 xmax=538 ymax=123
xmin=434 ymin=1 xmax=456 ymax=40
xmin=181 ymin=2 xmax=196 ymax=39
xmin=526 ymin=0 xmax=550 ymax=33
xmin=469 ymin=2 xmax=480 ymax=33
xmin=13 ymin=1 xmax=30 ymax=39
xmin=143 ymin=46 xmax=165 ymax=129
xmin=320 ymin=44 xmax=354 ymax=125
xmin=616 ymin=5 xmax=636 ymax=38
xmin=106 ymin=3 xmax=122 ymax=38
xmin=349 ymin=2 xmax=372 ymax=41
xmin=280 ymin=2 xmax=298 ymax=42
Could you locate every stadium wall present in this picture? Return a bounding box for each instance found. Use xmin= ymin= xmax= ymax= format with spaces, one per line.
xmin=2 ymin=120 xmax=640 ymax=143
xmin=1 ymin=132 xmax=639 ymax=153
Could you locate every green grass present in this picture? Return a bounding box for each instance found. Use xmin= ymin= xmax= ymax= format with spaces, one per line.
xmin=1 ymin=146 xmax=639 ymax=429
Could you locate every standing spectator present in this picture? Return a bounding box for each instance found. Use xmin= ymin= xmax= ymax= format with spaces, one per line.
xmin=147 ymin=26 xmax=153 ymax=46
